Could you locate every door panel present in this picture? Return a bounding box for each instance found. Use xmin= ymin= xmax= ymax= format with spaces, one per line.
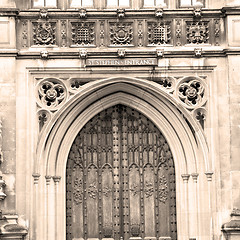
xmin=66 ymin=105 xmax=177 ymax=240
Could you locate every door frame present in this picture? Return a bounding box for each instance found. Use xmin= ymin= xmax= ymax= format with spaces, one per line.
xmin=33 ymin=77 xmax=212 ymax=240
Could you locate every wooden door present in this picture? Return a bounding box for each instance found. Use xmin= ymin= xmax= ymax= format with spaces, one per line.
xmin=66 ymin=105 xmax=177 ymax=240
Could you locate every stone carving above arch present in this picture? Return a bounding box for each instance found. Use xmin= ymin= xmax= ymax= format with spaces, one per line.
xmin=36 ymin=78 xmax=67 ymax=111
xmin=176 ymin=76 xmax=207 ymax=109
xmin=35 ymin=76 xmax=208 ymax=135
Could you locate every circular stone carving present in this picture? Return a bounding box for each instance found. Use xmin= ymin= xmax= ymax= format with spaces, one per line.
xmin=176 ymin=77 xmax=206 ymax=109
xmin=37 ymin=78 xmax=67 ymax=110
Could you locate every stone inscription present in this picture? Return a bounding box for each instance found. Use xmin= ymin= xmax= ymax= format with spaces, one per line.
xmin=86 ymin=58 xmax=157 ymax=66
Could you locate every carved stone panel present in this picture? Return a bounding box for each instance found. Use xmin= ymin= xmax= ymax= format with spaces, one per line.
xmin=186 ymin=21 xmax=209 ymax=44
xmin=109 ymin=22 xmax=133 ymax=46
xmin=148 ymin=21 xmax=171 ymax=45
xmin=32 ymin=21 xmax=56 ymax=46
xmin=71 ymin=21 xmax=95 ymax=46
xmin=66 ymin=105 xmax=177 ymax=240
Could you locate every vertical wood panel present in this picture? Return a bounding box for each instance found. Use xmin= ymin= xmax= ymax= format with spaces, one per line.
xmin=129 ymin=163 xmax=141 ymax=237
xmin=143 ymin=163 xmax=156 ymax=237
xmin=87 ymin=164 xmax=99 ymax=238
xmin=102 ymin=164 xmax=113 ymax=237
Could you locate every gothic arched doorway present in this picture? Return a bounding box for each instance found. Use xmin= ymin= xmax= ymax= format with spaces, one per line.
xmin=66 ymin=104 xmax=177 ymax=240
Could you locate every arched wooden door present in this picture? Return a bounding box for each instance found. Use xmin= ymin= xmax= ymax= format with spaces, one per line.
xmin=66 ymin=105 xmax=177 ymax=240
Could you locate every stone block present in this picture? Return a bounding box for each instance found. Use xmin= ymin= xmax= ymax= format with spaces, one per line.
xmin=1 ymin=150 xmax=16 ymax=174
xmin=230 ymin=125 xmax=240 ymax=148
xmin=231 ymin=147 xmax=240 ymax=171
xmin=228 ymin=16 xmax=240 ymax=47
xmin=230 ymin=104 xmax=240 ymax=125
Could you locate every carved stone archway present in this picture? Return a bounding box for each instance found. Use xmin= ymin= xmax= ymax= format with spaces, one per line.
xmin=33 ymin=77 xmax=212 ymax=240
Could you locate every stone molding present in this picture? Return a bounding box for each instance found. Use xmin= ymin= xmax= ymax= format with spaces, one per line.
xmin=0 ymin=214 xmax=28 ymax=240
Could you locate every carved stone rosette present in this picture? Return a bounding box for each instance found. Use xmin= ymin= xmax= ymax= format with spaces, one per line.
xmin=36 ymin=78 xmax=67 ymax=111
xmin=176 ymin=77 xmax=206 ymax=109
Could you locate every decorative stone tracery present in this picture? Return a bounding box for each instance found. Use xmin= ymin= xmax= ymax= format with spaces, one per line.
xmin=35 ymin=76 xmax=207 ymax=132
xmin=177 ymin=77 xmax=206 ymax=108
xmin=37 ymin=79 xmax=67 ymax=110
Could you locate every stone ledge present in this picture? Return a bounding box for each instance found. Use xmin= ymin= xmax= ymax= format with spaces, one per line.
xmin=0 ymin=214 xmax=28 ymax=240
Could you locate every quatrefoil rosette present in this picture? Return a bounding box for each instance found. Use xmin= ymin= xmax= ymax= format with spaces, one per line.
xmin=36 ymin=78 xmax=67 ymax=111
xmin=176 ymin=77 xmax=207 ymax=109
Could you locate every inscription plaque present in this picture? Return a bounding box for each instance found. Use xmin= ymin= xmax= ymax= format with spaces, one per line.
xmin=86 ymin=58 xmax=157 ymax=66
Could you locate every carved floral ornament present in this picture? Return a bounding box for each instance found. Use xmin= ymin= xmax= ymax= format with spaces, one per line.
xmin=36 ymin=78 xmax=67 ymax=111
xmin=176 ymin=77 xmax=206 ymax=109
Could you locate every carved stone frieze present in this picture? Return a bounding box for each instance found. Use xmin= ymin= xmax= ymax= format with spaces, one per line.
xmin=148 ymin=21 xmax=171 ymax=45
xmin=186 ymin=21 xmax=209 ymax=44
xmin=22 ymin=20 xmax=28 ymax=48
xmin=176 ymin=19 xmax=181 ymax=46
xmin=100 ymin=21 xmax=105 ymax=47
xmin=214 ymin=19 xmax=220 ymax=46
xmin=137 ymin=20 xmax=143 ymax=47
xmin=61 ymin=20 xmax=67 ymax=47
xmin=33 ymin=21 xmax=56 ymax=46
xmin=37 ymin=79 xmax=67 ymax=110
xmin=109 ymin=22 xmax=133 ymax=45
xmin=71 ymin=22 xmax=95 ymax=45
xmin=177 ymin=77 xmax=206 ymax=108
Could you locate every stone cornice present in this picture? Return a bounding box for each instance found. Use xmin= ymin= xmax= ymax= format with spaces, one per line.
xmin=0 ymin=8 xmax=18 ymax=16
xmin=13 ymin=48 xmax=238 ymax=59
xmin=0 ymin=7 xmax=239 ymax=18
xmin=17 ymin=8 xmax=223 ymax=19
xmin=1 ymin=48 xmax=240 ymax=58
xmin=222 ymin=7 xmax=240 ymax=16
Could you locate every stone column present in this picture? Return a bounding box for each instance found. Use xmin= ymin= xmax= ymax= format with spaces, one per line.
xmin=181 ymin=174 xmax=190 ymax=240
